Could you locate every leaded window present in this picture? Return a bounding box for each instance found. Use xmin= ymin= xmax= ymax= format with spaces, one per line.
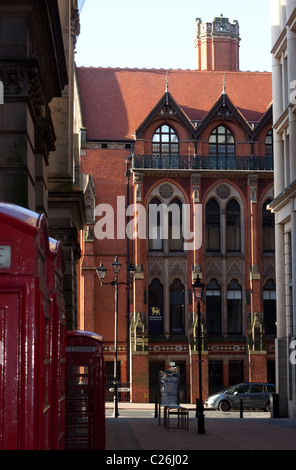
xmin=152 ymin=125 xmax=179 ymax=155
xmin=227 ymin=279 xmax=242 ymax=334
xmin=170 ymin=279 xmax=185 ymax=335
xmin=206 ymin=199 xmax=221 ymax=252
xmin=226 ymin=199 xmax=241 ymax=252
xmin=206 ymin=279 xmax=221 ymax=335
xmin=209 ymin=126 xmax=235 ymax=169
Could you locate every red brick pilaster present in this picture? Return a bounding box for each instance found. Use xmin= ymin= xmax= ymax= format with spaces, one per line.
xmin=249 ymin=352 xmax=267 ymax=383
xmin=190 ymin=351 xmax=209 ymax=404
xmin=130 ymin=354 xmax=149 ymax=403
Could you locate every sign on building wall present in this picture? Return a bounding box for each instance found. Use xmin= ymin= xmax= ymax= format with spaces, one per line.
xmin=159 ymin=367 xmax=180 ymax=405
xmin=148 ymin=305 xmax=164 ymax=334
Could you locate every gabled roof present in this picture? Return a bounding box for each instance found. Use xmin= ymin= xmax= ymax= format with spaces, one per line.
xmin=135 ymin=91 xmax=196 ymax=138
xmin=252 ymin=104 xmax=273 ymax=139
xmin=196 ymin=92 xmax=254 ymax=137
xmin=76 ymin=67 xmax=272 ymax=141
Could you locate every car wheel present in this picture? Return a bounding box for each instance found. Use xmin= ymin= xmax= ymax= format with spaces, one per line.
xmin=219 ymin=400 xmax=231 ymax=412
xmin=264 ymin=401 xmax=270 ymax=412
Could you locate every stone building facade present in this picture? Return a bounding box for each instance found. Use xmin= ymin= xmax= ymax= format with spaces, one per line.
xmin=77 ymin=15 xmax=275 ymax=402
xmin=269 ymin=0 xmax=296 ymax=418
xmin=0 ymin=0 xmax=92 ymax=329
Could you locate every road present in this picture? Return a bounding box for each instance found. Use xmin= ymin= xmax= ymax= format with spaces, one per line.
xmin=105 ymin=403 xmax=271 ymax=420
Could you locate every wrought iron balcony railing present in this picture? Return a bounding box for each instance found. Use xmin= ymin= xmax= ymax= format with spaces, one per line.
xmin=132 ymin=154 xmax=274 ymax=171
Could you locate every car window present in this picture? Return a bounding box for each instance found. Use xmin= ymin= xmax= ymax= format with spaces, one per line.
xmin=265 ymin=384 xmax=275 ymax=393
xmin=250 ymin=384 xmax=262 ymax=393
xmin=225 ymin=386 xmax=236 ymax=395
xmin=236 ymin=384 xmax=250 ymax=394
xmin=225 ymin=384 xmax=250 ymax=395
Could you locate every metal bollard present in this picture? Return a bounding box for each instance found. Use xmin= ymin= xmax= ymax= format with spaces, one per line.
xmin=240 ymin=399 xmax=243 ymax=418
xmin=154 ymin=398 xmax=158 ymax=418
xmin=195 ymin=398 xmax=199 ymax=418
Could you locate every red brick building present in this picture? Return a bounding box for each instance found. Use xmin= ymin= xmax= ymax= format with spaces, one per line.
xmin=77 ymin=15 xmax=275 ymax=403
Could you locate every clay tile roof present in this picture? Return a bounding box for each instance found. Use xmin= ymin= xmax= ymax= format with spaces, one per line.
xmin=76 ymin=67 xmax=272 ymax=141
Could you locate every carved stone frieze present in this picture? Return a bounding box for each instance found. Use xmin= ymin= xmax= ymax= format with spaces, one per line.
xmin=227 ymin=259 xmax=244 ymax=276
xmin=148 ymin=258 xmax=187 ymax=284
xmin=71 ymin=8 xmax=81 ymax=44
xmin=148 ymin=259 xmax=164 ymax=278
xmin=35 ymin=117 xmax=56 ymax=162
xmin=262 ymin=259 xmax=275 ymax=281
xmin=206 ymin=258 xmax=244 ymax=284
xmin=168 ymin=259 xmax=186 ymax=280
xmin=28 ymin=67 xmax=47 ymax=119
xmin=206 ymin=259 xmax=222 ymax=276
xmin=0 ymin=63 xmax=47 ymax=119
xmin=0 ymin=67 xmax=25 ymax=94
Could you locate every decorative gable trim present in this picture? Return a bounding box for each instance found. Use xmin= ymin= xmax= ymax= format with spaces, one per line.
xmin=135 ymin=91 xmax=196 ymax=138
xmin=252 ymin=104 xmax=273 ymax=139
xmin=196 ymin=93 xmax=253 ymax=138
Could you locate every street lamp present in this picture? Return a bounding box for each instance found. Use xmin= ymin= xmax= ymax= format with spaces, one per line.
xmin=96 ymin=256 xmax=136 ymax=418
xmin=192 ymin=275 xmax=206 ymax=434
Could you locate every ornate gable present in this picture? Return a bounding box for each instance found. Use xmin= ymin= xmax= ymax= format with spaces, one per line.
xmin=196 ymin=92 xmax=253 ymax=137
xmin=135 ymin=91 xmax=196 ymax=138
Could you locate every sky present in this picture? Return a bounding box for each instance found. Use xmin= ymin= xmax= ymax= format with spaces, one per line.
xmin=75 ymin=0 xmax=272 ymax=72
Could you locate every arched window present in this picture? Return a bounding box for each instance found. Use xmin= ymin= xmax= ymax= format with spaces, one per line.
xmin=206 ymin=199 xmax=220 ymax=252
xmin=227 ymin=279 xmax=242 ymax=334
xmin=169 ymin=198 xmax=183 ymax=252
xmin=226 ymin=199 xmax=241 ymax=252
xmin=206 ymin=279 xmax=221 ymax=335
xmin=262 ymin=199 xmax=275 ymax=253
xmin=148 ymin=198 xmax=163 ymax=251
xmin=170 ymin=279 xmax=185 ymax=335
xmin=263 ymin=279 xmax=276 ymax=335
xmin=148 ymin=279 xmax=164 ymax=334
xmin=152 ymin=125 xmax=179 ymax=155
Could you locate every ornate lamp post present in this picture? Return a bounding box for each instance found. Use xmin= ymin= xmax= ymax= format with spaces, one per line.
xmin=97 ymin=256 xmax=136 ymax=417
xmin=192 ymin=275 xmax=206 ymax=434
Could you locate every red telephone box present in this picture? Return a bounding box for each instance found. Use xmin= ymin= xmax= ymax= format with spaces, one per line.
xmin=0 ymin=202 xmax=65 ymax=450
xmin=47 ymin=238 xmax=66 ymax=449
xmin=65 ymin=330 xmax=105 ymax=450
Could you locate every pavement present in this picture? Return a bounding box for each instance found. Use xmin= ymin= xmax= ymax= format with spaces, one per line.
xmin=105 ymin=402 xmax=296 ymax=452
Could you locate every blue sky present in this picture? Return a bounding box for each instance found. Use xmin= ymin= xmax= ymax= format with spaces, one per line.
xmin=76 ymin=0 xmax=272 ymax=72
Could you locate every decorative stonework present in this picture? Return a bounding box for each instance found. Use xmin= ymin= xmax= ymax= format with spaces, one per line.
xmin=216 ymin=183 xmax=230 ymax=200
xmin=227 ymin=260 xmax=244 ymax=276
xmin=148 ymin=258 xmax=187 ymax=284
xmin=148 ymin=345 xmax=188 ymax=352
xmin=168 ymin=259 xmax=186 ymax=278
xmin=148 ymin=259 xmax=164 ymax=278
xmin=206 ymin=259 xmax=222 ymax=276
xmin=159 ymin=183 xmax=174 ymax=199
xmin=262 ymin=259 xmax=275 ymax=282
xmin=71 ymin=8 xmax=81 ymax=44
xmin=0 ymin=67 xmax=25 ymax=94
xmin=35 ymin=118 xmax=56 ymax=162
xmin=208 ymin=344 xmax=247 ymax=353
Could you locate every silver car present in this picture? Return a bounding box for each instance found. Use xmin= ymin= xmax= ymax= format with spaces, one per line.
xmin=205 ymin=383 xmax=275 ymax=412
